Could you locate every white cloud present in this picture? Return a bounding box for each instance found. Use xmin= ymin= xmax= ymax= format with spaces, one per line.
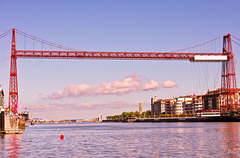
xmin=162 ymin=80 xmax=177 ymax=88
xmin=64 ymin=84 xmax=93 ymax=97
xmin=141 ymin=80 xmax=160 ymax=91
xmin=46 ymin=73 xmax=172 ymax=100
xmin=47 ymin=91 xmax=64 ymax=99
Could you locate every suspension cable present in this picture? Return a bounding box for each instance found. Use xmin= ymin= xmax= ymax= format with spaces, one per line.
xmin=232 ymin=35 xmax=240 ymax=41
xmin=172 ymin=36 xmax=222 ymax=52
xmin=0 ymin=30 xmax=11 ymax=39
xmin=15 ymin=29 xmax=79 ymax=51
xmin=232 ymin=40 xmax=240 ymax=47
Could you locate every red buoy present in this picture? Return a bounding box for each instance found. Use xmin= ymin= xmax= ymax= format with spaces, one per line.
xmin=60 ymin=135 xmax=64 ymax=140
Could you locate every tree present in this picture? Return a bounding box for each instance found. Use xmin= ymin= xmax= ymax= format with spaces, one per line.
xmin=173 ymin=114 xmax=179 ymax=117
xmin=122 ymin=112 xmax=127 ymax=118
xmin=129 ymin=111 xmax=135 ymax=117
xmin=187 ymin=113 xmax=197 ymax=117
xmin=179 ymin=113 xmax=187 ymax=117
xmin=106 ymin=110 xmax=153 ymax=119
xmin=166 ymin=114 xmax=170 ymax=117
xmin=134 ymin=111 xmax=140 ymax=117
xmin=141 ymin=112 xmax=146 ymax=118
xmin=146 ymin=110 xmax=151 ymax=117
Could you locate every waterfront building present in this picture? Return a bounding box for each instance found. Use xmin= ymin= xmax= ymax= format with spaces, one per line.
xmin=202 ymin=89 xmax=240 ymax=111
xmin=202 ymin=89 xmax=220 ymax=110
xmin=163 ymin=99 xmax=172 ymax=114
xmin=151 ymin=95 xmax=203 ymax=116
xmin=183 ymin=99 xmax=194 ymax=114
xmin=183 ymin=95 xmax=202 ymax=114
xmin=151 ymin=95 xmax=158 ymax=115
xmin=172 ymin=96 xmax=193 ymax=114
xmin=173 ymin=97 xmax=183 ymax=114
xmin=192 ymin=95 xmax=202 ymax=113
xmin=151 ymin=95 xmax=158 ymax=105
xmin=151 ymin=99 xmax=161 ymax=116
xmin=151 ymin=88 xmax=240 ymax=116
xmin=151 ymin=98 xmax=173 ymax=115
xmin=150 ymin=93 xmax=211 ymax=116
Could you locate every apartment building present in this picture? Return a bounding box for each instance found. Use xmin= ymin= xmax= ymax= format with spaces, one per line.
xmin=151 ymin=95 xmax=203 ymax=116
xmin=202 ymin=89 xmax=240 ymax=111
xmin=192 ymin=95 xmax=202 ymax=113
xmin=151 ymin=98 xmax=172 ymax=115
xmin=171 ymin=96 xmax=193 ymax=114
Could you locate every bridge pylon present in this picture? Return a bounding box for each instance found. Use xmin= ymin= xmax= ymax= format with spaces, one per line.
xmin=9 ymin=28 xmax=18 ymax=114
xmin=221 ymin=34 xmax=238 ymax=112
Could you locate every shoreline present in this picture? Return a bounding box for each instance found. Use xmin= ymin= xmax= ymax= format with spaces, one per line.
xmin=103 ymin=116 xmax=240 ymax=123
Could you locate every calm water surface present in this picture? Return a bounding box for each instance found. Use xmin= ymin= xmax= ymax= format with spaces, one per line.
xmin=1 ymin=122 xmax=240 ymax=157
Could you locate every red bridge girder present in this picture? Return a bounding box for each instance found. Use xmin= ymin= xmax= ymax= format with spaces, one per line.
xmin=15 ymin=50 xmax=223 ymax=60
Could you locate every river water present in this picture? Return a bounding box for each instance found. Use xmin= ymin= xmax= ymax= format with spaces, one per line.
xmin=0 ymin=122 xmax=240 ymax=157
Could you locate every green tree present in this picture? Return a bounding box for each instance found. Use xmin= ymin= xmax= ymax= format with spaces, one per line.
xmin=141 ymin=112 xmax=146 ymax=118
xmin=129 ymin=111 xmax=135 ymax=117
xmin=179 ymin=113 xmax=187 ymax=117
xmin=122 ymin=112 xmax=127 ymax=118
xmin=166 ymin=114 xmax=170 ymax=117
xmin=146 ymin=110 xmax=151 ymax=117
xmin=173 ymin=114 xmax=179 ymax=117
xmin=134 ymin=111 xmax=140 ymax=117
xmin=187 ymin=113 xmax=197 ymax=117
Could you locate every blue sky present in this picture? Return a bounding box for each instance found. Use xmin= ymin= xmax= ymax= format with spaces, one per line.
xmin=0 ymin=0 xmax=240 ymax=120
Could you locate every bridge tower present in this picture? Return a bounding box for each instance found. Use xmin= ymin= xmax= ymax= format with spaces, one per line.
xmin=221 ymin=34 xmax=238 ymax=112
xmin=9 ymin=28 xmax=18 ymax=114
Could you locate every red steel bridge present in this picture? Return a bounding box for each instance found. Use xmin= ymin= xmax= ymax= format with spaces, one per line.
xmin=0 ymin=28 xmax=239 ymax=114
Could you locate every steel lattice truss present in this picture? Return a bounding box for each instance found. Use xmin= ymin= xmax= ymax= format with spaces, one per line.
xmin=15 ymin=50 xmax=223 ymax=60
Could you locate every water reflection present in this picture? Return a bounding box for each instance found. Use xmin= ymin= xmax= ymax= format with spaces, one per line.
xmin=0 ymin=134 xmax=21 ymax=157
xmin=0 ymin=123 xmax=240 ymax=157
xmin=139 ymin=123 xmax=240 ymax=157
xmin=220 ymin=123 xmax=240 ymax=156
